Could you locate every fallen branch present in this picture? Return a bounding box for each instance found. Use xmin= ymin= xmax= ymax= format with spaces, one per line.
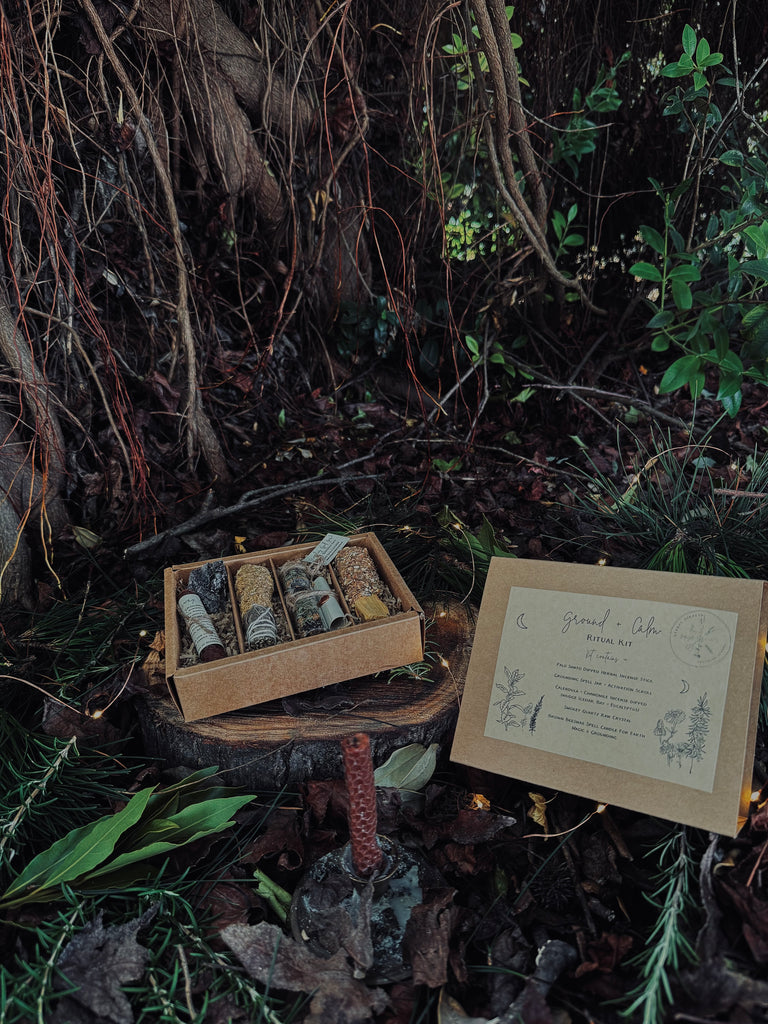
xmin=533 ymin=382 xmax=688 ymax=429
xmin=123 ymin=474 xmax=378 ymax=557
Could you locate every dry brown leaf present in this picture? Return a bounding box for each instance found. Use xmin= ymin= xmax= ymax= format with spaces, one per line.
xmin=527 ymin=792 xmax=550 ymax=833
xmin=221 ymin=922 xmax=388 ymax=1023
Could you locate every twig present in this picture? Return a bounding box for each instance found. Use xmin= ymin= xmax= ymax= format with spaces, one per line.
xmin=123 ymin=474 xmax=378 ymax=557
xmin=78 ymin=0 xmax=230 ymax=481
xmin=712 ymin=488 xmax=768 ymax=499
xmin=534 ymin=382 xmax=688 ymax=429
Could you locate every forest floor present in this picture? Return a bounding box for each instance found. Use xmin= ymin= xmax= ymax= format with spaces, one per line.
xmin=8 ymin=339 xmax=768 ymax=1024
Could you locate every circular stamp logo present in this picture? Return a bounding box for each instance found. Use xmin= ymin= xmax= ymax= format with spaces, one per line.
xmin=670 ymin=610 xmax=732 ymax=667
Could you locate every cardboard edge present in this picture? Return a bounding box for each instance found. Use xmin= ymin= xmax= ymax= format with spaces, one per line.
xmin=737 ymin=579 xmax=768 ymax=830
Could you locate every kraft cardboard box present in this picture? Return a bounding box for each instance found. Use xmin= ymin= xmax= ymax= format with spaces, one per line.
xmin=451 ymin=558 xmax=768 ymax=836
xmin=164 ymin=533 xmax=425 ymax=722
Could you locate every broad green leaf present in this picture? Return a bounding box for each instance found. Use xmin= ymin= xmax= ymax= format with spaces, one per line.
xmin=160 ymin=794 xmax=255 ymax=840
xmin=648 ymin=309 xmax=675 ymax=329
xmin=671 ymin=279 xmax=693 ymax=310
xmin=651 ymin=334 xmax=671 ymax=352
xmin=740 ymin=260 xmax=768 ymax=280
xmin=682 ymin=24 xmax=697 ymax=57
xmin=667 ymin=264 xmax=701 ymax=282
xmin=742 ymin=307 xmax=768 ymax=329
xmin=700 ymin=52 xmax=724 ymax=67
xmin=718 ymin=350 xmax=744 ymax=374
xmin=374 ymin=743 xmax=439 ymax=792
xmin=716 ymin=371 xmax=743 ymax=400
xmin=713 ymin=325 xmax=731 ymax=358
xmin=658 ymin=354 xmax=702 ymax=393
xmin=692 ymin=71 xmax=707 ymax=92
xmin=721 ymin=388 xmax=743 ymax=417
xmin=695 ymin=37 xmax=710 ymax=62
xmin=0 ymin=785 xmax=156 ymax=907
xmin=84 ymin=794 xmax=255 ymax=884
xmin=661 ymin=62 xmax=689 ymax=79
xmin=668 ymin=222 xmax=687 ymax=248
xmin=563 ymin=233 xmax=585 ymax=246
xmin=678 ymin=53 xmax=695 ymax=71
xmin=689 ymin=370 xmax=706 ymax=399
xmin=640 ymin=225 xmax=665 ymax=255
xmin=511 ymin=32 xmax=523 ymax=49
xmin=630 ymin=261 xmax=662 ymax=282
xmin=142 ymin=767 xmax=228 ymax=821
xmin=719 ymin=150 xmax=744 ymax=167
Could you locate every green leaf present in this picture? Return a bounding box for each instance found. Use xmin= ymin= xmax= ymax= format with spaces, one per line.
xmin=695 ymin=37 xmax=710 ymax=62
xmin=743 ymin=306 xmax=768 ymax=328
xmin=659 ymin=354 xmax=702 ymax=393
xmin=713 ymin=324 xmax=731 ymax=358
xmin=721 ymin=389 xmax=743 ymax=417
xmin=716 ymin=371 xmax=743 ymax=400
xmin=682 ymin=24 xmax=697 ymax=56
xmin=510 ymin=32 xmax=523 ymax=49
xmin=651 ymin=334 xmax=671 ymax=352
xmin=86 ymin=794 xmax=255 ymax=884
xmin=667 ymin=264 xmax=701 ymax=282
xmin=0 ymin=785 xmax=156 ymax=907
xmin=689 ymin=370 xmax=706 ymax=399
xmin=630 ymin=261 xmax=662 ymax=282
xmin=671 ymin=279 xmax=693 ymax=310
xmin=648 ymin=309 xmax=675 ymax=329
xmin=373 ymin=743 xmax=439 ymax=792
xmin=699 ymin=52 xmax=724 ymax=68
xmin=640 ymin=225 xmax=665 ymax=254
xmin=718 ymin=350 xmax=744 ymax=374
xmin=692 ymin=71 xmax=707 ymax=92
xmin=661 ymin=62 xmax=689 ymax=79
xmin=740 ymin=260 xmax=768 ymax=280
xmin=719 ymin=149 xmax=744 ymax=167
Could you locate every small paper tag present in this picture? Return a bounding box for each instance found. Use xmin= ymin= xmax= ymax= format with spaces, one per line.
xmin=304 ymin=533 xmax=349 ymax=566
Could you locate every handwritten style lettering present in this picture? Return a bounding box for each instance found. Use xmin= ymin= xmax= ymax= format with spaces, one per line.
xmin=632 ymin=615 xmax=662 ymax=638
xmin=562 ymin=607 xmax=610 ymax=635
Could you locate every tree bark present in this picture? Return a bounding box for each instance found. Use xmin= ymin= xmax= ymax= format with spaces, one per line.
xmin=136 ymin=600 xmax=474 ymax=790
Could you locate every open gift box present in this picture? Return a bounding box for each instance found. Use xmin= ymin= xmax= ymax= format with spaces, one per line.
xmin=164 ymin=532 xmax=425 ymax=721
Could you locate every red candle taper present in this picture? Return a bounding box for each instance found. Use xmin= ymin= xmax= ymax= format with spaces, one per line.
xmin=340 ymin=732 xmax=384 ymax=877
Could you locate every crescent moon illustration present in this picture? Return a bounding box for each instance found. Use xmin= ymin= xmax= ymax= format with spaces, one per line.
xmin=516 ymin=613 xmax=528 ymax=629
xmin=680 ymin=679 xmax=690 ymax=694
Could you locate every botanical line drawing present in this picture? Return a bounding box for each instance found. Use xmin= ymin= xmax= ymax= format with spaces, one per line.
xmin=653 ymin=693 xmax=711 ymax=772
xmin=529 ymin=694 xmax=545 ymax=734
xmin=493 ymin=665 xmax=543 ymax=732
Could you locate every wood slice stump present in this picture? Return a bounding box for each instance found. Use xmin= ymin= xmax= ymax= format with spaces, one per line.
xmin=136 ymin=600 xmax=475 ymax=791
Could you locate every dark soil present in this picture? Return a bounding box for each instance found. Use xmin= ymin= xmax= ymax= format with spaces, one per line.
xmin=10 ymin=342 xmax=768 ymax=1024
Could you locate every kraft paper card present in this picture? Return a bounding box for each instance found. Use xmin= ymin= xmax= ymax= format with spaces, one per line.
xmin=451 ymin=559 xmax=768 ymax=835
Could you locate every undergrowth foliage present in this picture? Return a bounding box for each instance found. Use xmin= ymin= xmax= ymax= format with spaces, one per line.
xmin=0 ymin=0 xmax=767 ymax=602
